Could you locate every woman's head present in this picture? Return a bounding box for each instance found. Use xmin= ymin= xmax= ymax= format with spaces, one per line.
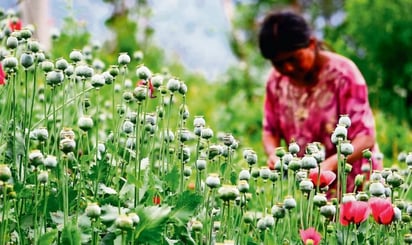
xmin=258 ymin=11 xmax=319 ymax=82
xmin=258 ymin=11 xmax=312 ymax=59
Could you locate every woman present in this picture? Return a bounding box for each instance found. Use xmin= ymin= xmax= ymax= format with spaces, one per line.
xmin=258 ymin=10 xmax=382 ymax=194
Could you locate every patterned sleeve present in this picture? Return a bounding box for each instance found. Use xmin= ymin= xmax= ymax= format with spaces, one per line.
xmin=337 ymin=61 xmax=376 ymax=140
xmin=263 ymin=72 xmax=279 ymax=137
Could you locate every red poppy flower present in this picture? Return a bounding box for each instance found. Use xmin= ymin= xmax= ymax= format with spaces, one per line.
xmin=309 ymin=168 xmax=336 ymax=188
xmin=0 ymin=63 xmax=6 ymax=85
xmin=153 ymin=195 xmax=161 ymax=205
xmin=137 ymin=79 xmax=156 ymax=98
xmin=300 ymin=227 xmax=321 ymax=245
xmin=9 ymin=18 xmax=22 ymax=32
xmin=340 ymin=200 xmax=370 ymax=226
xmin=369 ymin=197 xmax=394 ymax=225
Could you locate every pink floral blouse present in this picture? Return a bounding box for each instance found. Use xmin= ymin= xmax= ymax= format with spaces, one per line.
xmin=263 ymin=51 xmax=382 ymax=192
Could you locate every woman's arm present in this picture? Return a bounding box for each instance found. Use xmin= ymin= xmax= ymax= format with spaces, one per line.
xmin=263 ymin=130 xmax=281 ymax=169
xmin=320 ymin=134 xmax=375 ymax=171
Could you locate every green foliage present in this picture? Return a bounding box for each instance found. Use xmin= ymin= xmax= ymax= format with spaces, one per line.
xmin=61 ymin=222 xmax=82 ymax=245
xmin=325 ymin=0 xmax=412 ymax=123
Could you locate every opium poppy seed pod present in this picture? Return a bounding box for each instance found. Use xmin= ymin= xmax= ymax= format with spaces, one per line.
xmin=6 ymin=36 xmax=18 ymax=49
xmin=2 ymin=56 xmax=18 ymax=70
xmin=115 ymin=214 xmax=133 ymax=230
xmin=283 ymin=196 xmax=297 ymax=210
xmin=56 ymin=58 xmax=69 ymax=71
xmin=166 ymin=78 xmax=180 ymax=93
xmin=338 ymin=114 xmax=351 ymax=128
xmin=151 ymin=75 xmax=164 ymax=88
xmin=44 ymin=155 xmax=57 ymax=168
xmin=0 ymin=164 xmax=12 ymax=181
xmin=288 ymin=141 xmax=300 ymax=155
xmin=41 ymin=60 xmax=54 ymax=72
xmin=37 ymin=170 xmax=49 ymax=184
xmin=118 ymin=53 xmax=131 ymax=66
xmin=334 ymin=124 xmax=348 ymax=139
xmin=29 ymin=150 xmax=44 ymax=167
xmin=205 ymin=173 xmax=220 ymax=188
xmin=78 ymin=115 xmax=94 ymax=131
xmin=271 ymin=203 xmax=286 ymax=219
xmin=20 ymin=52 xmax=34 ymax=69
xmin=238 ymin=169 xmax=250 ymax=181
xmin=136 ymin=65 xmax=152 ymax=80
xmin=69 ymin=50 xmax=83 ymax=63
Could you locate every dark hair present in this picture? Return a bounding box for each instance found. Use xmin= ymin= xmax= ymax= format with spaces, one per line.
xmin=258 ymin=11 xmax=312 ymax=59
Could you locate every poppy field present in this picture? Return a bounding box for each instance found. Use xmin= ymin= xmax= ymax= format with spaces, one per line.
xmin=1 ymin=9 xmax=412 ymax=245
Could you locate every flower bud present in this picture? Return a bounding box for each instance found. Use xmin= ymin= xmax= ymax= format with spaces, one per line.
xmin=257 ymin=218 xmax=267 ymax=230
xmin=362 ymin=149 xmax=372 ymax=159
xmin=361 ymin=163 xmax=370 ymax=173
xmin=355 ymin=174 xmax=365 ymax=187
xmin=288 ymin=157 xmax=302 ymax=171
xmin=275 ymin=147 xmax=286 ymax=158
xmin=193 ymin=116 xmax=206 ymax=128
xmin=251 ymin=168 xmax=260 ymax=179
xmin=122 ymin=120 xmax=134 ymax=134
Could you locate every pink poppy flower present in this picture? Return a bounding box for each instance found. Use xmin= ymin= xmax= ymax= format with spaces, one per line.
xmin=9 ymin=18 xmax=22 ymax=32
xmin=369 ymin=197 xmax=394 ymax=225
xmin=340 ymin=200 xmax=370 ymax=226
xmin=300 ymin=227 xmax=321 ymax=245
xmin=0 ymin=63 xmax=5 ymax=85
xmin=137 ymin=79 xmax=156 ymax=98
xmin=309 ymin=168 xmax=336 ymax=188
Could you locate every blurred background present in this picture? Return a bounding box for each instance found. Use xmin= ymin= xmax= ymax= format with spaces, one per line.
xmin=1 ymin=0 xmax=412 ymax=166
